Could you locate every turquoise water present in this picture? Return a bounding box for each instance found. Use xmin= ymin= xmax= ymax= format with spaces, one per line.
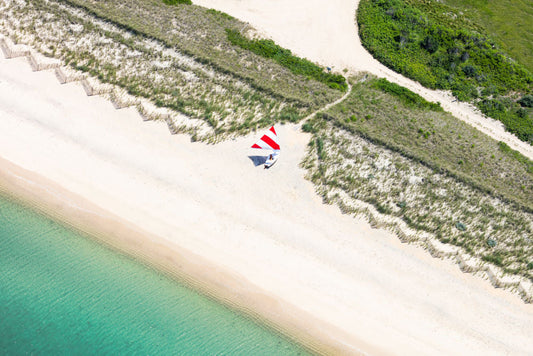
xmin=0 ymin=195 xmax=308 ymax=355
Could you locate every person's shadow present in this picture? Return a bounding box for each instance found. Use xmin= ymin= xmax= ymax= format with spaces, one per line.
xmin=248 ymin=155 xmax=267 ymax=167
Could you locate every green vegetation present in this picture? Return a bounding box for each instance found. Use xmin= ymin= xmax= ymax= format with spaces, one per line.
xmin=357 ymin=0 xmax=533 ymax=144
xmin=61 ymin=0 xmax=342 ymax=106
xmin=518 ymin=95 xmax=533 ymax=108
xmin=373 ymin=78 xmax=442 ymax=111
xmin=7 ymin=0 xmax=343 ymax=138
xmin=206 ymin=8 xmax=235 ymax=20
xmin=226 ymin=29 xmax=348 ymax=91
xmin=301 ymin=75 xmax=533 ymax=281
xmin=162 ymin=0 xmax=192 ymax=5
xmin=327 ymin=75 xmax=533 ymax=211
xmin=442 ymin=0 xmax=533 ymax=73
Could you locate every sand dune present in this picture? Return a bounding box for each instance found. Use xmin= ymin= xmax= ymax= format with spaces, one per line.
xmin=193 ymin=0 xmax=533 ymax=160
xmin=1 ymin=45 xmax=533 ymax=356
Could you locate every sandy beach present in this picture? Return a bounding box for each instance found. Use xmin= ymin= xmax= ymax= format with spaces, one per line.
xmin=2 ymin=0 xmax=533 ymax=353
xmin=1 ymin=42 xmax=533 ymax=356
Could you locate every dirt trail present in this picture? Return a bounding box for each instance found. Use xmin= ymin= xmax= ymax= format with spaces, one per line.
xmin=193 ymin=0 xmax=533 ymax=159
xmin=304 ymin=82 xmax=353 ymax=121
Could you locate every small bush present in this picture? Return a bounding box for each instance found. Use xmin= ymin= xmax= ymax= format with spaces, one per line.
xmin=277 ymin=107 xmax=300 ymax=123
xmin=483 ymin=253 xmax=504 ymax=267
xmin=316 ymin=137 xmax=325 ymax=160
xmin=302 ymin=122 xmax=316 ymax=133
xmin=455 ymin=221 xmax=467 ymax=231
xmin=206 ymin=9 xmax=235 ymax=20
xmin=421 ymin=35 xmax=439 ymax=54
xmin=462 ymin=65 xmax=477 ymax=77
xmin=518 ymin=95 xmax=533 ymax=108
xmin=162 ymin=0 xmax=192 ymax=5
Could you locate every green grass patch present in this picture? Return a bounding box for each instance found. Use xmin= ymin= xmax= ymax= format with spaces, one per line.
xmin=373 ymin=78 xmax=442 ymax=111
xmin=441 ymin=0 xmax=533 ymax=74
xmin=162 ymin=0 xmax=192 ymax=5
xmin=226 ymin=29 xmax=347 ymax=91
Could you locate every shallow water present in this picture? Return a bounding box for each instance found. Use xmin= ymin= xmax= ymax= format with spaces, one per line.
xmin=0 ymin=195 xmax=307 ymax=355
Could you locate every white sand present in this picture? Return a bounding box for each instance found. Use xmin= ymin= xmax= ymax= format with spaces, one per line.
xmin=193 ymin=0 xmax=533 ymax=160
xmin=1 ymin=50 xmax=533 ymax=355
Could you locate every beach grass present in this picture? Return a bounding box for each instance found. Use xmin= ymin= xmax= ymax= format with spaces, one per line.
xmin=302 ymin=74 xmax=533 ymax=281
xmin=2 ymin=0 xmax=342 ymax=139
xmin=326 ymin=75 xmax=533 ymax=211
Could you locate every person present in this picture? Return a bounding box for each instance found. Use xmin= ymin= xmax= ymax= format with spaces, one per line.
xmin=269 ymin=154 xmax=273 ymax=160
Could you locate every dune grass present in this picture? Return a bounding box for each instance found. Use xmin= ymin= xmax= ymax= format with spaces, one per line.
xmin=325 ymin=75 xmax=533 ymax=211
xmin=58 ymin=0 xmax=342 ymax=111
xmin=2 ymin=0 xmax=343 ymax=139
xmin=302 ymin=74 xmax=533 ymax=281
xmin=163 ymin=0 xmax=192 ymax=5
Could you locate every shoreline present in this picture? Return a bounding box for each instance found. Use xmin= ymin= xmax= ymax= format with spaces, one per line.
xmin=0 ymin=156 xmax=369 ymax=355
xmin=1 ymin=46 xmax=533 ymax=354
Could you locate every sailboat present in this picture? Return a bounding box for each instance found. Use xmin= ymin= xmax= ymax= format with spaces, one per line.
xmin=251 ymin=126 xmax=280 ymax=168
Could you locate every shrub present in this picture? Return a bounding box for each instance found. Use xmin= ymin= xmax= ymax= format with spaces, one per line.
xmin=421 ymin=35 xmax=438 ymax=54
xmin=302 ymin=122 xmax=316 ymax=133
xmin=277 ymin=107 xmax=300 ymax=123
xmin=462 ymin=64 xmax=477 ymax=77
xmin=316 ymin=137 xmax=325 ymax=160
xmin=518 ymin=95 xmax=533 ymax=108
xmin=162 ymin=0 xmax=192 ymax=5
xmin=482 ymin=253 xmax=504 ymax=267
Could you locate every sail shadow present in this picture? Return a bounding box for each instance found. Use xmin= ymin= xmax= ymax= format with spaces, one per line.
xmin=248 ymin=155 xmax=267 ymax=167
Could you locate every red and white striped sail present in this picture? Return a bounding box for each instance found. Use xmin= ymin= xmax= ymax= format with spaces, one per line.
xmin=251 ymin=126 xmax=280 ymax=151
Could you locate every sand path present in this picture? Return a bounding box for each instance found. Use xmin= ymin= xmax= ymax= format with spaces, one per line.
xmin=193 ymin=0 xmax=533 ymax=159
xmin=1 ymin=53 xmax=533 ymax=354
